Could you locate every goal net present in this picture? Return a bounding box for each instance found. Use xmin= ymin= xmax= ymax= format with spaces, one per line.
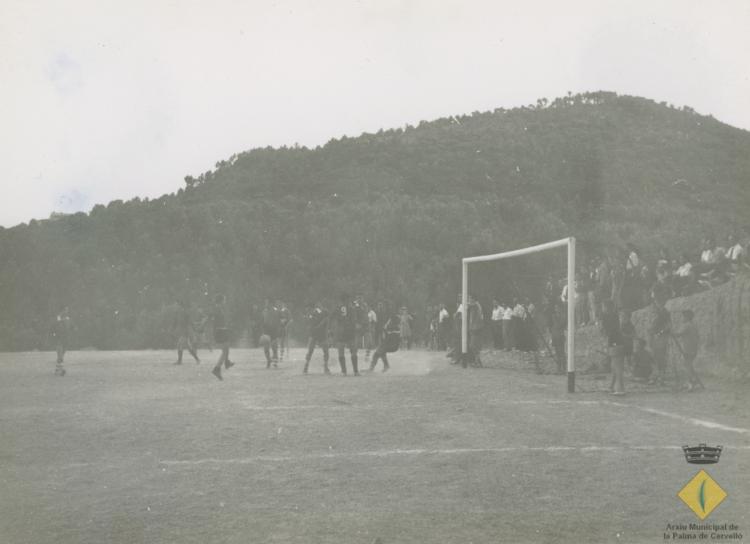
xmin=461 ymin=237 xmax=577 ymax=392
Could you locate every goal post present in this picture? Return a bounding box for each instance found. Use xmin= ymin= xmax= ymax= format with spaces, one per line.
xmin=461 ymin=236 xmax=576 ymax=393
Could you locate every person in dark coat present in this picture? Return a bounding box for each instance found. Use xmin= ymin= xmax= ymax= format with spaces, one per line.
xmin=211 ymin=294 xmax=234 ymax=380
xmin=370 ymin=304 xmax=400 ymax=372
xmin=303 ymin=302 xmax=330 ymax=374
xmin=51 ymin=306 xmax=71 ymax=376
xmin=330 ymin=295 xmax=360 ymax=376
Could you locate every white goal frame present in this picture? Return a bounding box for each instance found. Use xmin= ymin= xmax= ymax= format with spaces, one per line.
xmin=461 ymin=236 xmax=576 ymax=393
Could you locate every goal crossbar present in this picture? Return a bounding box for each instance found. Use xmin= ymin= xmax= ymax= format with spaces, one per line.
xmin=461 ymin=236 xmax=576 ymax=393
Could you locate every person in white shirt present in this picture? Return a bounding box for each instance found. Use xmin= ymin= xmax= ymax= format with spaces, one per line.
xmin=447 ymin=295 xmax=463 ymax=363
xmin=491 ymin=300 xmax=504 ymax=349
xmin=508 ymin=298 xmax=525 ymax=351
xmin=438 ymin=305 xmax=449 ymax=323
xmin=700 ymin=237 xmax=716 ymax=266
xmin=366 ymin=306 xmax=378 ymax=359
xmin=501 ymin=303 xmax=513 ymax=351
xmin=726 ymin=234 xmax=745 ymax=265
xmin=560 ymin=280 xmax=577 ymax=304
xmin=437 ymin=304 xmax=450 ymax=350
xmin=675 ymin=254 xmax=693 ymax=277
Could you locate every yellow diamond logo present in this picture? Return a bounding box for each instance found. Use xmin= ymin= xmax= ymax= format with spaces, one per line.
xmin=678 ymin=470 xmax=727 ymax=520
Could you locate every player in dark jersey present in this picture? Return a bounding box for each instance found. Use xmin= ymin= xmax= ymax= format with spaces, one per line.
xmin=211 ymin=294 xmax=234 ymax=380
xmin=330 ymin=295 xmax=359 ymax=376
xmin=303 ymin=302 xmax=331 ymax=374
xmin=173 ymin=300 xmax=200 ymax=365
xmin=369 ymin=304 xmax=400 ymax=372
xmin=51 ymin=306 xmax=71 ymax=376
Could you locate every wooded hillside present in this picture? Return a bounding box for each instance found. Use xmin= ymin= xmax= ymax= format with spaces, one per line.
xmin=1 ymin=91 xmax=748 ymax=350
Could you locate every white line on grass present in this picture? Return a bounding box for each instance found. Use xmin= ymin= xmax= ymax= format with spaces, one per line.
xmin=237 ymin=399 xmax=750 ymax=435
xmin=237 ymin=403 xmax=425 ymax=411
xmin=159 ymin=444 xmax=750 ymax=466
xmin=505 ymin=400 xmax=750 ymax=435
xmin=607 ymin=401 xmax=750 ymax=435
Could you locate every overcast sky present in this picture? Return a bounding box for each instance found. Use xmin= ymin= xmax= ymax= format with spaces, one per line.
xmin=1 ymin=0 xmax=748 ymax=227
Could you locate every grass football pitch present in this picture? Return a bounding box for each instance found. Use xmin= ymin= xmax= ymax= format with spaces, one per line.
xmin=1 ymin=349 xmax=748 ymax=543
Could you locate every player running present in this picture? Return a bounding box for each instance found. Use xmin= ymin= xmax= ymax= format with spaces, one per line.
xmin=303 ymin=301 xmax=331 ymax=374
xmin=51 ymin=306 xmax=71 ymax=376
xmin=366 ymin=302 xmax=378 ymax=360
xmin=369 ymin=304 xmax=400 ymax=372
xmin=261 ymin=299 xmax=281 ymax=368
xmin=211 ymin=294 xmax=234 ymax=381
xmin=173 ymin=300 xmax=200 ymax=365
xmin=278 ymin=301 xmax=291 ymax=362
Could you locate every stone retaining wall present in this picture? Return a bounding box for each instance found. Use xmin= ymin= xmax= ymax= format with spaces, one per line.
xmin=629 ymin=273 xmax=750 ymax=377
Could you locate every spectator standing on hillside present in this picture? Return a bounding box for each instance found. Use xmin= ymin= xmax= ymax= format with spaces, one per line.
xmin=647 ymin=299 xmax=671 ymax=386
xmin=651 ymin=266 xmax=674 ymax=307
xmin=656 ymin=247 xmax=671 ymax=270
xmin=211 ymin=294 xmax=234 ymax=381
xmin=601 ymin=299 xmax=625 ymax=395
xmin=626 ymin=244 xmax=641 ymax=273
xmin=698 ymin=237 xmax=717 ymax=275
xmin=726 ymin=233 xmax=745 ymax=271
xmin=51 ymin=306 xmax=72 ymax=376
xmin=622 ymin=247 xmax=643 ymax=312
xmin=672 ymin=309 xmax=705 ymax=392
xmin=674 ymin=254 xmax=694 ymax=294
xmin=575 ymin=271 xmax=591 ymax=325
xmin=639 ymin=263 xmax=656 ymax=308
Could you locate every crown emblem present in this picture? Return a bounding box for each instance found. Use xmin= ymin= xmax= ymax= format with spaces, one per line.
xmin=682 ymin=444 xmax=722 ymax=464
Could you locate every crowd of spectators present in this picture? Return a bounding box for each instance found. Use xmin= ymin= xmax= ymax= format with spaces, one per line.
xmin=413 ymin=231 xmax=749 ymax=381
xmin=563 ymin=232 xmax=748 ymax=328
